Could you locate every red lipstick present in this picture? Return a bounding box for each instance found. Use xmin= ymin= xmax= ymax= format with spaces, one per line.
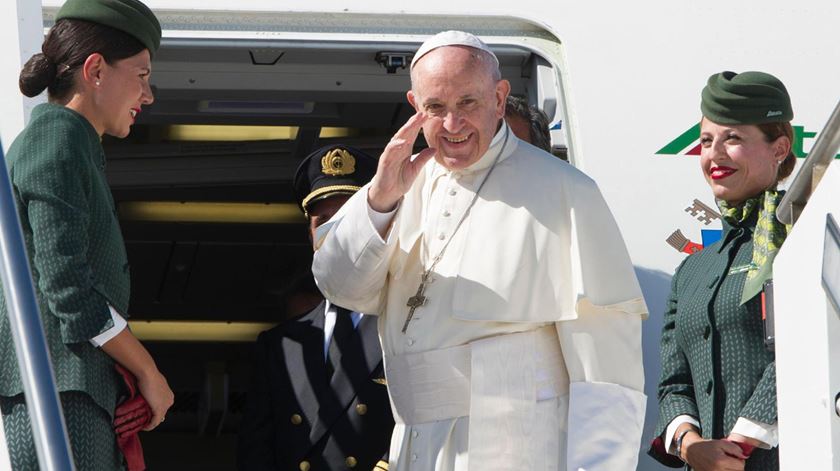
xmin=710 ymin=166 xmax=736 ymax=180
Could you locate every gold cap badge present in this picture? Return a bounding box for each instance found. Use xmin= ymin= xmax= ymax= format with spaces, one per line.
xmin=321 ymin=148 xmax=356 ymax=176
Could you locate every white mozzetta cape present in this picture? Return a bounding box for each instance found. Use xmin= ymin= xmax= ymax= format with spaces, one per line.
xmin=314 ymin=125 xmax=647 ymax=471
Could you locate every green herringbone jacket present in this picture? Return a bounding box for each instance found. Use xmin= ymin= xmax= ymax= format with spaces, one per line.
xmin=653 ymin=215 xmax=778 ymax=469
xmin=0 ymin=103 xmax=130 ymax=419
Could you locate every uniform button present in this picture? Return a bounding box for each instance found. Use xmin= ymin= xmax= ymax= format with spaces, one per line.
xmin=290 ymin=414 xmax=303 ymax=425
xmin=706 ymin=380 xmax=713 ymax=395
xmin=411 ymin=430 xmax=419 ymax=438
xmin=449 ymin=189 xmax=457 ymax=196
xmin=345 ymin=456 xmax=358 ymax=468
xmin=356 ymin=404 xmax=368 ymax=415
xmin=299 ymin=461 xmax=311 ymax=471
xmin=703 ymin=325 xmax=711 ymax=339
xmin=443 ymin=210 xmax=451 ymax=217
xmin=411 ymin=454 xmax=418 ymax=462
xmin=407 ymin=338 xmax=415 ymax=346
xmin=438 ymin=233 xmax=445 ymax=240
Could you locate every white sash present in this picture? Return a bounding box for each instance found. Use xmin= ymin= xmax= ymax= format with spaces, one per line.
xmin=384 ymin=325 xmax=569 ymax=471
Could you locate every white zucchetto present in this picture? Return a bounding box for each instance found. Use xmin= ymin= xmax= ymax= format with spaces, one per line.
xmin=410 ymin=30 xmax=498 ymax=69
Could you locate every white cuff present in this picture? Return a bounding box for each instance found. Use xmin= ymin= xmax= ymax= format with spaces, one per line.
xmin=665 ymin=415 xmax=700 ymax=455
xmin=366 ymin=198 xmax=398 ymax=244
xmin=89 ymin=305 xmax=127 ymax=347
xmin=566 ymin=382 xmax=646 ymax=471
xmin=731 ymin=417 xmax=778 ymax=448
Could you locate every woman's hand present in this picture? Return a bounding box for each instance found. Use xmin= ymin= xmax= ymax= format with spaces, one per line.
xmin=367 ymin=112 xmax=436 ymax=213
xmin=682 ymin=433 xmax=747 ymax=471
xmin=101 ymin=329 xmax=174 ymax=431
xmin=135 ymin=369 xmax=174 ymax=431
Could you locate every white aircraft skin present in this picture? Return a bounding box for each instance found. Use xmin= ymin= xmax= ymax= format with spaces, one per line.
xmin=2 ymin=1 xmax=839 ymax=469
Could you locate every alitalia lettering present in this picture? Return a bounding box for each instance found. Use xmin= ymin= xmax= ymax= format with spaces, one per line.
xmin=657 ymin=123 xmax=839 ymax=159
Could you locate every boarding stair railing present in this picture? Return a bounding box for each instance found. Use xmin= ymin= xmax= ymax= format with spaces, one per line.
xmin=777 ymin=99 xmax=840 ymax=225
xmin=0 ymin=142 xmax=76 ymax=470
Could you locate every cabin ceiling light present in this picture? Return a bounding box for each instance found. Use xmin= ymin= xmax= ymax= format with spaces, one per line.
xmin=129 ymin=320 xmax=277 ymax=342
xmin=165 ymin=124 xmax=300 ymax=141
xmin=118 ymin=202 xmax=305 ymax=224
xmin=319 ymin=127 xmax=359 ymax=138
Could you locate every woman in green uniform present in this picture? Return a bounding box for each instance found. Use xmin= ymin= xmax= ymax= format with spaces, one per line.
xmin=649 ymin=71 xmax=795 ymax=471
xmin=0 ymin=0 xmax=173 ymax=469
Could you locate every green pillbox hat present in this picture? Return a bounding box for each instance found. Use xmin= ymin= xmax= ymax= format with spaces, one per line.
xmin=56 ymin=0 xmax=161 ymax=58
xmin=701 ymin=71 xmax=793 ymax=125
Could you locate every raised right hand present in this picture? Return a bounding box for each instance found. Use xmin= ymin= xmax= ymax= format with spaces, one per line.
xmin=368 ymin=112 xmax=437 ymax=212
xmin=683 ymin=437 xmax=747 ymax=471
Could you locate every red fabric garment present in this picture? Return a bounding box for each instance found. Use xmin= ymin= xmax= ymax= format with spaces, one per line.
xmin=114 ymin=364 xmax=152 ymax=471
xmin=724 ymin=439 xmax=756 ymax=458
xmin=647 ymin=436 xmax=686 ymax=468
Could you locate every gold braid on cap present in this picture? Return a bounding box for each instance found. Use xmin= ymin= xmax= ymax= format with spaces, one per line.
xmin=301 ymin=185 xmax=361 ymax=217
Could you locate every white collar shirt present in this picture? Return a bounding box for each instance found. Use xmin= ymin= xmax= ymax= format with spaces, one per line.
xmin=323 ymin=300 xmax=363 ymax=360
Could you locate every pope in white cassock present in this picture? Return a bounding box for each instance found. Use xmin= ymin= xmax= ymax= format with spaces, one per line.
xmin=312 ymin=30 xmax=648 ymax=471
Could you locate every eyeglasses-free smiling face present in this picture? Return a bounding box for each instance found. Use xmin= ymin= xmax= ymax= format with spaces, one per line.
xmin=95 ymin=49 xmax=154 ymax=138
xmin=407 ymin=46 xmax=510 ymax=171
xmin=699 ymin=118 xmax=790 ymax=205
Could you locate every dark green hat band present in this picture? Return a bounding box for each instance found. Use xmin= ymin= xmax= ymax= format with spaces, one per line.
xmin=701 ymin=71 xmax=793 ymax=125
xmin=56 ymin=0 xmax=161 ymax=58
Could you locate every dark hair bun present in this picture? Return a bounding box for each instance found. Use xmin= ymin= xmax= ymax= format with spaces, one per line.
xmin=19 ymin=53 xmax=56 ymax=98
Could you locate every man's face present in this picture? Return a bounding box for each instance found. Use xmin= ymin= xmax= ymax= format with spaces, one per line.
xmin=408 ymin=46 xmax=510 ymax=170
xmin=308 ymin=194 xmax=351 ymax=251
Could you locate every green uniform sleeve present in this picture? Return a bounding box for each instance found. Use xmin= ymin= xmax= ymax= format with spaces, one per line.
xmin=655 ymin=260 xmax=699 ymax=437
xmin=739 ymin=361 xmax=777 ymax=425
xmin=13 ymin=127 xmax=112 ymax=344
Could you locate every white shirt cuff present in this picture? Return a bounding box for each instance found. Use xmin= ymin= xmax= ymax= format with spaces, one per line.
xmin=366 ymin=198 xmax=399 ymax=243
xmin=665 ymin=415 xmax=700 ymax=456
xmin=731 ymin=417 xmax=778 ymax=448
xmin=89 ymin=305 xmax=128 ymax=347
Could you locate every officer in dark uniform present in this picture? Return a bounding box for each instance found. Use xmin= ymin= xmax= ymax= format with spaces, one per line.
xmin=238 ymin=145 xmax=393 ymax=471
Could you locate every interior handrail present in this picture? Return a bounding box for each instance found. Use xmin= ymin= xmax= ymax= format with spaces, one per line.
xmin=777 ymin=99 xmax=840 ymax=225
xmin=0 ymin=143 xmax=76 ymax=470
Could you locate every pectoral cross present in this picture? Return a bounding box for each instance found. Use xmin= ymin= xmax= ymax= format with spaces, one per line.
xmin=402 ymin=274 xmax=430 ymax=333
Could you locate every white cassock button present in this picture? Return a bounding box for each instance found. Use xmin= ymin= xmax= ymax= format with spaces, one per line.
xmin=411 ymin=430 xmax=419 ymax=438
xmin=411 ymin=454 xmax=418 ymax=462
xmin=442 ymin=210 xmax=451 ymax=217
xmin=449 ymin=189 xmax=457 ymax=196
xmin=407 ymin=338 xmax=415 ymax=346
xmin=438 ymin=234 xmax=445 ymax=240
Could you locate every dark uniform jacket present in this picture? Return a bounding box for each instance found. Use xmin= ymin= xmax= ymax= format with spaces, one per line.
xmin=238 ymin=300 xmax=393 ymax=471
xmin=650 ymin=215 xmax=778 ymax=470
xmin=0 ymin=103 xmax=128 ymax=419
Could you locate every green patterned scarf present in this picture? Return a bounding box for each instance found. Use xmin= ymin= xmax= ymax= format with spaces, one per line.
xmin=717 ymin=190 xmax=791 ymax=305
